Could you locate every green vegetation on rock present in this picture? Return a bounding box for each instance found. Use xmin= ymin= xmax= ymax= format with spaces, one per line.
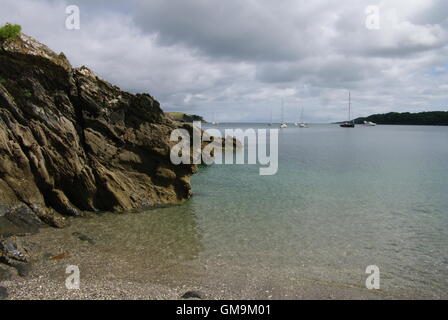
xmin=0 ymin=23 xmax=21 ymax=41
xmin=355 ymin=111 xmax=448 ymax=126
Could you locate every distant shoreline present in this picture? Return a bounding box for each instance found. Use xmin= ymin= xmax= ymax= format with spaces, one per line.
xmin=165 ymin=110 xmax=448 ymax=126
xmin=354 ymin=111 xmax=448 ymax=126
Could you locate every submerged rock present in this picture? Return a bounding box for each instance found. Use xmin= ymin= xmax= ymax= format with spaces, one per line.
xmin=0 ymin=265 xmax=13 ymax=281
xmin=0 ymin=286 xmax=8 ymax=300
xmin=1 ymin=204 xmax=43 ymax=235
xmin=8 ymin=261 xmax=32 ymax=277
xmin=0 ymin=32 xmax=197 ymax=231
xmin=181 ymin=290 xmax=206 ymax=299
xmin=72 ymin=232 xmax=95 ymax=245
xmin=0 ymin=236 xmax=33 ymax=277
xmin=0 ymin=236 xmax=31 ymax=263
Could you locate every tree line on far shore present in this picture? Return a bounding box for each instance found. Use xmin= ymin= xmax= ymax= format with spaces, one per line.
xmin=355 ymin=111 xmax=448 ymax=126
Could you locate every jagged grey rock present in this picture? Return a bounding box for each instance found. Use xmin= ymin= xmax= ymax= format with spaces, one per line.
xmin=0 ymin=33 xmax=198 ymax=231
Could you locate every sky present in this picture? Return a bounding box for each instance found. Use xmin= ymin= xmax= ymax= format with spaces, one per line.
xmin=1 ymin=0 xmax=448 ymax=123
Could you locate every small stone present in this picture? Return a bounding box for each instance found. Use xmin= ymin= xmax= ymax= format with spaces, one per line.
xmin=42 ymin=252 xmax=53 ymax=260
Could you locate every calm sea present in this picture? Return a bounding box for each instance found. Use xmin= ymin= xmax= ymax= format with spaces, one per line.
xmin=48 ymin=124 xmax=448 ymax=298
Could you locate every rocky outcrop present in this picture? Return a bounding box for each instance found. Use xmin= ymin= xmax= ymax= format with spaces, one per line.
xmin=0 ymin=33 xmax=197 ymax=233
xmin=165 ymin=112 xmax=205 ymax=123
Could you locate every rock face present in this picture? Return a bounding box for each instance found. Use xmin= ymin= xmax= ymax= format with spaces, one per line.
xmin=0 ymin=33 xmax=197 ymax=231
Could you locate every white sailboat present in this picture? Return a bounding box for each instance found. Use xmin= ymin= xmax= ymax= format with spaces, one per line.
xmin=363 ymin=121 xmax=377 ymax=126
xmin=340 ymin=91 xmax=355 ymax=128
xmin=280 ymin=99 xmax=288 ymax=128
xmin=294 ymin=105 xmax=299 ymax=126
xmin=212 ymin=111 xmax=218 ymax=125
xmin=298 ymin=106 xmax=308 ymax=128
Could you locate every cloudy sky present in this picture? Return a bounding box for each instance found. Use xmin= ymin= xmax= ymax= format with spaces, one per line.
xmin=2 ymin=0 xmax=448 ymax=122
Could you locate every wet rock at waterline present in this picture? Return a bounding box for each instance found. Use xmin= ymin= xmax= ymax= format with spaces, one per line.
xmin=0 ymin=204 xmax=44 ymax=236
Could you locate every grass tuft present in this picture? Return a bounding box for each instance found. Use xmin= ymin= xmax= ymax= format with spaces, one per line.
xmin=0 ymin=23 xmax=21 ymax=41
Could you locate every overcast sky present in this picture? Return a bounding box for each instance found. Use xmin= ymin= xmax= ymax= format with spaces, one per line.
xmin=2 ymin=0 xmax=448 ymax=122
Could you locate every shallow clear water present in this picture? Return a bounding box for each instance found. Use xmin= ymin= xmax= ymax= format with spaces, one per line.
xmin=186 ymin=124 xmax=448 ymax=297
xmin=28 ymin=124 xmax=448 ymax=298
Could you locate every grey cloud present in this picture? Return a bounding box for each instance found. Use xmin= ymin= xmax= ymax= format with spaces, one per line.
xmin=132 ymin=0 xmax=318 ymax=62
xmin=1 ymin=0 xmax=447 ymax=123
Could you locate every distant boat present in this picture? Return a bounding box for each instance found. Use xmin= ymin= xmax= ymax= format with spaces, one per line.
xmin=298 ymin=105 xmax=308 ymax=128
xmin=294 ymin=105 xmax=299 ymax=126
xmin=363 ymin=121 xmax=376 ymax=126
xmin=340 ymin=92 xmax=355 ymax=128
xmin=280 ymin=99 xmax=288 ymax=128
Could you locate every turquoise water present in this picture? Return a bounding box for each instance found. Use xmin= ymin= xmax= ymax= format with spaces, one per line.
xmin=36 ymin=124 xmax=448 ymax=298
xmin=182 ymin=124 xmax=448 ymax=297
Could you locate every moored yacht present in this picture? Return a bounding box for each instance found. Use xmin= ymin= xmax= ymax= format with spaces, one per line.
xmin=340 ymin=92 xmax=355 ymax=128
xmin=280 ymin=99 xmax=288 ymax=128
xmin=363 ymin=121 xmax=377 ymax=126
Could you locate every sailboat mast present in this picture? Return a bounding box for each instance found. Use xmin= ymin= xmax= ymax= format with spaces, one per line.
xmin=348 ymin=91 xmax=351 ymax=122
xmin=281 ymin=99 xmax=284 ymax=123
xmin=300 ymin=106 xmax=304 ymax=123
